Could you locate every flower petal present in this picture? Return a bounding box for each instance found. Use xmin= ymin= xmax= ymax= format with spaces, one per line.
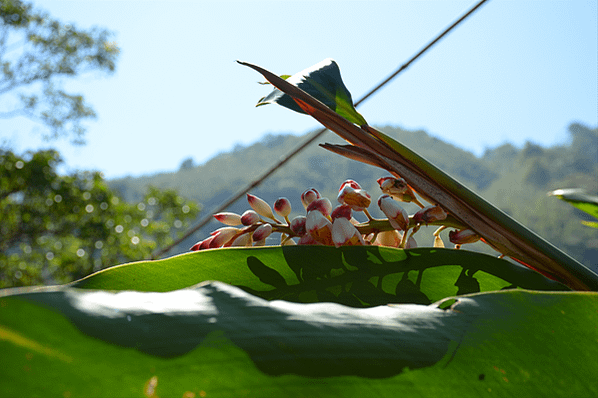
xmin=331 ymin=217 xmax=365 ymax=247
xmin=213 ymin=212 xmax=242 ymax=226
xmin=247 ymin=194 xmax=277 ymax=221
xmin=306 ymin=210 xmax=333 ymax=245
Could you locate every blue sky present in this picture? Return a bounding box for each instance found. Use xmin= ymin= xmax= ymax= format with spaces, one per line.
xmin=1 ymin=0 xmax=596 ymax=179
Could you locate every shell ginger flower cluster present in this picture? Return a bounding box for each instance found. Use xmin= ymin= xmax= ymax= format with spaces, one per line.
xmin=191 ymin=178 xmax=481 ymax=251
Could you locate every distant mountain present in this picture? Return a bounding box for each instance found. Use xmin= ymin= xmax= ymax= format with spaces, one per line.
xmin=109 ymin=123 xmax=598 ymax=270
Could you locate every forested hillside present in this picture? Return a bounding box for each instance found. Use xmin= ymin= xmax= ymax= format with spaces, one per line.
xmin=110 ymin=123 xmax=598 ymax=270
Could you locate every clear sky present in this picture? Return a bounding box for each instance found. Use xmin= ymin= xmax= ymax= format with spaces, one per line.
xmin=1 ymin=0 xmax=596 ymax=179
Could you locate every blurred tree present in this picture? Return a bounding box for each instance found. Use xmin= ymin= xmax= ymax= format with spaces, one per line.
xmin=0 ymin=0 xmax=119 ymax=144
xmin=179 ymin=157 xmax=195 ymax=171
xmin=0 ymin=149 xmax=201 ymax=288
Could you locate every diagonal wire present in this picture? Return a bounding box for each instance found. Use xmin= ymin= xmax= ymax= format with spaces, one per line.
xmin=152 ymin=0 xmax=490 ymax=259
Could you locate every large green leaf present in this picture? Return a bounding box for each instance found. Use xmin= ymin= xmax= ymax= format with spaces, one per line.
xmin=1 ymin=283 xmax=595 ymax=397
xmin=65 ymin=246 xmax=567 ymax=306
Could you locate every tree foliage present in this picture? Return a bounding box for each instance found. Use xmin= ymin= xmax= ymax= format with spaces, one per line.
xmin=0 ymin=149 xmax=201 ymax=288
xmin=0 ymin=0 xmax=119 ymax=143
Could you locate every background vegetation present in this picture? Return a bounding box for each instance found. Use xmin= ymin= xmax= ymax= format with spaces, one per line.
xmin=110 ymin=122 xmax=598 ymax=271
xmin=0 ymin=148 xmax=200 ymax=287
xmin=0 ymin=0 xmax=200 ymax=288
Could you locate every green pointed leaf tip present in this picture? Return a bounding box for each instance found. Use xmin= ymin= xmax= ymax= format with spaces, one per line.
xmin=549 ymin=188 xmax=598 ymax=219
xmin=256 ymin=58 xmax=367 ymax=126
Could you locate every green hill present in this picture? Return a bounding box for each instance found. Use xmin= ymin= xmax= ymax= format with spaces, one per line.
xmin=109 ymin=123 xmax=598 ymax=270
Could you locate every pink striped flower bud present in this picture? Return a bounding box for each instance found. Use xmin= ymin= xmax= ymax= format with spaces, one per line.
xmin=190 ymin=241 xmax=203 ymax=251
xmin=331 ymin=204 xmax=352 ymax=220
xmin=191 ymin=235 xmax=216 ymax=251
xmin=247 ymin=194 xmax=277 ymax=221
xmin=290 ymin=216 xmax=307 ymax=236
xmin=301 ymin=188 xmax=321 ymax=209
xmin=306 ymin=197 xmax=333 ymax=217
xmin=448 ymin=229 xmax=481 ymax=245
xmin=252 ymin=223 xmax=273 ymax=241
xmin=306 ymin=210 xmax=333 ymax=245
xmin=209 ymin=227 xmax=240 ymax=248
xmin=274 ymin=197 xmax=291 ymax=218
xmin=331 ymin=217 xmax=365 ymax=247
xmin=377 ymin=177 xmax=417 ymax=203
xmin=378 ymin=195 xmax=409 ymax=231
xmin=213 ymin=212 xmax=242 ymax=226
xmin=337 ymin=184 xmax=371 ymax=212
xmin=241 ymin=209 xmax=260 ymax=226
xmin=413 ymin=205 xmax=447 ymax=225
xmin=199 ymin=236 xmax=216 ymax=250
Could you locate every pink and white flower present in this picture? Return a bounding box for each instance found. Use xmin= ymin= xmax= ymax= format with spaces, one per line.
xmin=331 ymin=204 xmax=352 ymax=221
xmin=377 ymin=177 xmax=417 ymax=203
xmin=378 ymin=195 xmax=409 ymax=231
xmin=373 ymin=230 xmax=417 ymax=248
xmin=230 ymin=233 xmax=252 ymax=247
xmin=290 ymin=216 xmax=307 ymax=236
xmin=252 ymin=223 xmax=273 ymax=241
xmin=337 ymin=184 xmax=371 ymax=212
xmin=209 ymin=227 xmax=240 ymax=248
xmin=306 ymin=197 xmax=333 ymax=218
xmin=448 ymin=229 xmax=481 ymax=245
xmin=273 ymin=197 xmax=291 ymax=219
xmin=241 ymin=209 xmax=260 ymax=226
xmin=373 ymin=230 xmax=402 ymax=247
xmin=331 ymin=217 xmax=365 ymax=247
xmin=413 ymin=205 xmax=447 ymax=225
xmin=306 ymin=210 xmax=333 ymax=245
xmin=301 ymin=188 xmax=321 ymax=209
xmin=298 ymin=233 xmax=319 ymax=245
xmin=339 ymin=179 xmax=362 ymax=191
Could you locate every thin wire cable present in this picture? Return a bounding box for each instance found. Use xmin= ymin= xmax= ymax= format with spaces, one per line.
xmin=151 ymin=0 xmax=489 ymax=259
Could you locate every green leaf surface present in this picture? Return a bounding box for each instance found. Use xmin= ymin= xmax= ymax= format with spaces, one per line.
xmin=59 ymin=246 xmax=568 ymax=306
xmin=254 ymin=58 xmax=367 ymax=126
xmin=1 ymin=283 xmax=595 ymax=397
xmin=549 ymin=188 xmax=598 ymax=219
